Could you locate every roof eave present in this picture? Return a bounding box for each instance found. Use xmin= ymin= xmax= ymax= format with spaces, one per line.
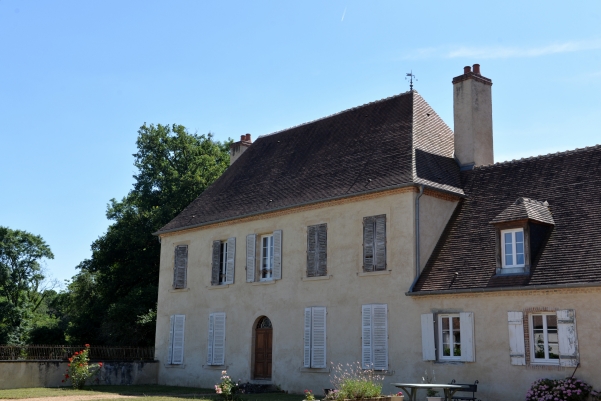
xmin=406 ymin=281 xmax=601 ymax=296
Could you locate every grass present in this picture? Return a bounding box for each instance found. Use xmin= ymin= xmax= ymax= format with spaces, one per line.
xmin=0 ymin=386 xmax=305 ymax=401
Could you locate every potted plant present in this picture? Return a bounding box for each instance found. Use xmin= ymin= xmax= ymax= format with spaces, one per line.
xmin=426 ymin=388 xmax=441 ymax=401
xmin=304 ymin=389 xmax=317 ymax=401
xmin=390 ymin=391 xmax=405 ymax=401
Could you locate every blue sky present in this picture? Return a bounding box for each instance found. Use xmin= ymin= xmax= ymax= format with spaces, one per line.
xmin=1 ymin=1 xmax=600 ymax=285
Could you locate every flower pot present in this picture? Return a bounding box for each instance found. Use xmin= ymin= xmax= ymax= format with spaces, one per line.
xmin=426 ymin=397 xmax=442 ymax=401
xmin=390 ymin=396 xmax=404 ymax=401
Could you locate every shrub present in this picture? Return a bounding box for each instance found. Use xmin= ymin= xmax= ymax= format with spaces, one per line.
xmin=215 ymin=370 xmax=241 ymax=401
xmin=525 ymin=377 xmax=592 ymax=401
xmin=62 ymin=344 xmax=103 ymax=389
xmin=329 ymin=362 xmax=384 ymax=400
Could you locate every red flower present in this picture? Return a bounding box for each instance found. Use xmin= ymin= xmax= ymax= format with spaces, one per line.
xmin=85 ymin=344 xmax=90 ymax=347
xmin=68 ymin=358 xmax=73 ymax=362
xmin=68 ymin=364 xmax=71 ymax=367
xmin=74 ymin=352 xmax=79 ymax=355
xmin=61 ymin=380 xmax=65 ymax=383
xmin=65 ymin=374 xmax=69 ymax=379
xmin=98 ymin=362 xmax=103 ymax=367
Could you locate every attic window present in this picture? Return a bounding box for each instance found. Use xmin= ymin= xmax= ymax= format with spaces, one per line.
xmin=501 ymin=228 xmax=525 ymax=268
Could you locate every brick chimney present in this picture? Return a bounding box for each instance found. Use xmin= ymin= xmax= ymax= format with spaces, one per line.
xmin=230 ymin=134 xmax=252 ymax=165
xmin=452 ymin=64 xmax=494 ymax=169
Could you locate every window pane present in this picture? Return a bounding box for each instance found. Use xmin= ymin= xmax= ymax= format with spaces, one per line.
xmin=547 ymin=315 xmax=557 ymax=330
xmin=442 ymin=317 xmax=449 ymax=331
xmin=532 ymin=315 xmax=543 ymax=329
xmin=534 ymin=333 xmax=545 ymax=358
xmin=515 ymin=230 xmax=524 ymax=243
xmin=548 ymin=343 xmax=560 ymax=359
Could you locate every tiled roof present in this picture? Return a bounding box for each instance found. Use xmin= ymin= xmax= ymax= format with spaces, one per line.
xmin=157 ymin=91 xmax=462 ymax=234
xmin=490 ymin=197 xmax=555 ymax=225
xmin=413 ymin=145 xmax=601 ymax=292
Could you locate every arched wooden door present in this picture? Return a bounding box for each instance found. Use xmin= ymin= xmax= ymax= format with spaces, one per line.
xmin=254 ymin=317 xmax=272 ymax=379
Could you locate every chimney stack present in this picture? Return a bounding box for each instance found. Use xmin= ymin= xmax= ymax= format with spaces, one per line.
xmin=230 ymin=133 xmax=252 ymax=166
xmin=452 ymin=64 xmax=494 ymax=169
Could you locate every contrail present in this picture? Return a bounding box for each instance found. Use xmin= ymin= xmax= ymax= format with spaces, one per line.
xmin=341 ymin=7 xmax=346 ymax=22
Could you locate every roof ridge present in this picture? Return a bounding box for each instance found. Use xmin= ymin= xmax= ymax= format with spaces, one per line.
xmin=258 ymin=90 xmax=414 ymax=139
xmin=473 ymin=143 xmax=601 ymax=170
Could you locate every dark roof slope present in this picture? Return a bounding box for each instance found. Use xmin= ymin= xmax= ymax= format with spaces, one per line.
xmin=414 ymin=145 xmax=601 ymax=292
xmin=158 ymin=91 xmax=462 ymax=234
xmin=490 ymin=197 xmax=555 ymax=225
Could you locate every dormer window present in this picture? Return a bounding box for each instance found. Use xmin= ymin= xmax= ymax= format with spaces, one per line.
xmin=501 ymin=228 xmax=525 ymax=268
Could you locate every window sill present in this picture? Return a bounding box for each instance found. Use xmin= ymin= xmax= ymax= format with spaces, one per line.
xmin=208 ymin=284 xmax=230 ymax=290
xmin=302 ymin=275 xmax=331 ymax=281
xmin=357 ymin=270 xmax=391 ymax=277
xmin=164 ymin=363 xmax=186 ymax=369
xmin=252 ymin=280 xmax=276 ymax=286
xmin=299 ymin=367 xmax=330 ymax=373
xmin=204 ymin=364 xmax=228 ymax=369
xmin=495 ymin=266 xmax=529 ymax=275
xmin=168 ymin=288 xmax=190 ymax=293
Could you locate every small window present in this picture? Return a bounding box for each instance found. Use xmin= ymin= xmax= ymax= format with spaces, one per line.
xmin=438 ymin=314 xmax=461 ymax=360
xmin=501 ymin=228 xmax=525 ymax=268
xmin=363 ymin=215 xmax=386 ymax=272
xmin=173 ymin=245 xmax=188 ymax=289
xmin=307 ymin=224 xmax=327 ymax=277
xmin=530 ymin=313 xmax=559 ymax=364
xmin=212 ymin=238 xmax=235 ymax=285
xmin=260 ymin=234 xmax=274 ymax=281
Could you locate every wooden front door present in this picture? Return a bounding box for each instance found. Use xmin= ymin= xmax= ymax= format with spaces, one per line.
xmin=254 ymin=318 xmax=273 ymax=379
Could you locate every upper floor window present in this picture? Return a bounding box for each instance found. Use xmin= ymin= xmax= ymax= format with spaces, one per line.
xmin=261 ymin=234 xmax=274 ymax=280
xmin=246 ymin=231 xmax=282 ymax=282
xmin=363 ymin=215 xmax=386 ymax=272
xmin=307 ymin=224 xmax=327 ymax=277
xmin=173 ymin=245 xmax=188 ymax=289
xmin=211 ymin=238 xmax=235 ymax=285
xmin=501 ymin=228 xmax=525 ymax=268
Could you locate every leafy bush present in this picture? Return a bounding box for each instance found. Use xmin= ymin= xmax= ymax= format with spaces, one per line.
xmin=525 ymin=377 xmax=592 ymax=401
xmin=215 ymin=370 xmax=241 ymax=401
xmin=62 ymin=344 xmax=103 ymax=389
xmin=329 ymin=362 xmax=384 ymax=400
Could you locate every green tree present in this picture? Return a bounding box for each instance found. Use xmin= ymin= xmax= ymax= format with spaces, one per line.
xmin=66 ymin=124 xmax=230 ymax=345
xmin=0 ymin=226 xmax=54 ymax=344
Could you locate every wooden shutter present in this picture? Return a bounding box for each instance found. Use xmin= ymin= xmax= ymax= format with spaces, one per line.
xmin=460 ymin=312 xmax=475 ymax=362
xmin=374 ymin=215 xmax=386 ymax=271
xmin=303 ymin=308 xmax=312 ymax=368
xmin=168 ymin=315 xmax=174 ymax=364
xmin=225 ymin=237 xmax=236 ymax=284
xmin=311 ymin=306 xmax=327 ymax=368
xmin=211 ymin=241 xmax=221 ymax=286
xmin=363 ymin=217 xmax=375 ymax=272
xmin=207 ymin=313 xmax=214 ymax=364
xmin=273 ymin=229 xmax=282 ymax=280
xmin=173 ymin=245 xmax=188 ymax=289
xmin=212 ymin=312 xmax=226 ymax=365
xmin=246 ymin=234 xmax=256 ymax=282
xmin=507 ymin=311 xmax=526 ymax=365
xmin=421 ymin=313 xmax=436 ymax=361
xmin=372 ymin=304 xmax=388 ymax=370
xmin=361 ymin=304 xmax=372 ymax=368
xmin=317 ymin=224 xmax=327 ymax=277
xmin=171 ymin=314 xmax=185 ymax=365
xmin=557 ymin=309 xmax=579 ymax=367
xmin=306 ymin=226 xmax=317 ymax=277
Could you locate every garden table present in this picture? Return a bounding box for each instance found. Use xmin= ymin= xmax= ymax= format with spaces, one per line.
xmin=391 ymin=382 xmax=466 ymax=401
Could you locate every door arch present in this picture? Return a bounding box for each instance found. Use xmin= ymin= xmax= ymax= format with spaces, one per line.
xmin=253 ymin=316 xmax=273 ymax=379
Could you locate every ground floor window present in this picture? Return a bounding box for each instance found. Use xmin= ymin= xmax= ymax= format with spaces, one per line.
xmin=438 ymin=314 xmax=461 ymax=360
xmin=530 ymin=313 xmax=559 ymax=364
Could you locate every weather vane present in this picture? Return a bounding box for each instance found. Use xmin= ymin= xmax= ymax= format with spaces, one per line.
xmin=406 ymin=71 xmax=417 ymax=91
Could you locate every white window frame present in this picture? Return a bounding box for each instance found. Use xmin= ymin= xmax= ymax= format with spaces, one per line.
xmin=529 ymin=313 xmax=560 ymax=365
xmin=501 ymin=228 xmax=525 ymax=268
xmin=438 ymin=314 xmax=461 ymax=361
xmin=260 ymin=234 xmax=274 ymax=281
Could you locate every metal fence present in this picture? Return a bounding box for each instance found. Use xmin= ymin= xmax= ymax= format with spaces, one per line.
xmin=0 ymin=345 xmax=155 ymax=361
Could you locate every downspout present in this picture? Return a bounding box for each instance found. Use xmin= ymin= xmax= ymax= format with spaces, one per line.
xmin=409 ymin=185 xmax=425 ymax=292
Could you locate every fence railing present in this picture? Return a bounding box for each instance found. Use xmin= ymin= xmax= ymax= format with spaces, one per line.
xmin=0 ymin=345 xmax=155 ymax=361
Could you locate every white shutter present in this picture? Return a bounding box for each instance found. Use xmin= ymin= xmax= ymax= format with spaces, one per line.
xmin=303 ymin=308 xmax=312 ymax=368
xmin=207 ymin=313 xmax=214 ymax=364
xmin=507 ymin=311 xmax=526 ymax=365
xmin=421 ymin=313 xmax=436 ymax=361
xmin=311 ymin=307 xmax=327 ymax=368
xmin=212 ymin=312 xmax=226 ymax=365
xmin=246 ymin=234 xmax=256 ymax=282
xmin=460 ymin=312 xmax=475 ymax=362
xmin=273 ymin=230 xmax=282 ymax=280
xmin=168 ymin=315 xmax=174 ymax=364
xmin=361 ymin=304 xmax=372 ymax=369
xmin=372 ymin=304 xmax=388 ymax=370
xmin=225 ymin=237 xmax=236 ymax=284
xmin=557 ymin=309 xmax=579 ymax=367
xmin=171 ymin=315 xmax=185 ymax=365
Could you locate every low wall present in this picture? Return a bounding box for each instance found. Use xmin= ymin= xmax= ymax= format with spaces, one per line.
xmin=0 ymin=360 xmax=158 ymax=389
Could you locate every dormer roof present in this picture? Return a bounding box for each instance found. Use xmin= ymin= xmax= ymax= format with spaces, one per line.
xmin=489 ymin=197 xmax=555 ymax=226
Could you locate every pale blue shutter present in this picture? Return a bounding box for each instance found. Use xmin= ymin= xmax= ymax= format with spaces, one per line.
xmin=303 ymin=308 xmax=312 ymax=368
xmin=246 ymin=234 xmax=256 ymax=282
xmin=372 ymin=304 xmax=388 ymax=370
xmin=361 ymin=304 xmax=372 ymax=369
xmin=212 ymin=312 xmax=226 ymax=365
xmin=207 ymin=313 xmax=214 ymax=364
xmin=171 ymin=315 xmax=185 ymax=365
xmin=273 ymin=230 xmax=282 ymax=280
xmin=225 ymin=237 xmax=236 ymax=284
xmin=311 ymin=307 xmax=327 ymax=368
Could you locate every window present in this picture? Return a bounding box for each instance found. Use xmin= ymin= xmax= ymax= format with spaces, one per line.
xmin=421 ymin=312 xmax=475 ymax=362
xmin=507 ymin=310 xmax=579 ymax=367
xmin=363 ymin=215 xmax=386 ymax=272
xmin=212 ymin=238 xmax=235 ymax=285
xmin=303 ymin=307 xmax=327 ymax=368
xmin=245 ymin=231 xmax=282 ymax=282
xmin=307 ymin=224 xmax=327 ymax=277
xmin=167 ymin=314 xmax=185 ymax=365
xmin=438 ymin=314 xmax=461 ymax=360
xmin=173 ymin=245 xmax=188 ymax=289
xmin=361 ymin=304 xmax=388 ymax=370
xmin=207 ymin=312 xmax=226 ymax=365
xmin=501 ymin=228 xmax=525 ymax=268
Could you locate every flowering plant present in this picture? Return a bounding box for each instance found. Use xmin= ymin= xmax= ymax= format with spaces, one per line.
xmin=525 ymin=377 xmax=592 ymax=401
xmin=304 ymin=389 xmax=316 ymax=401
xmin=215 ymin=370 xmax=241 ymax=401
xmin=62 ymin=344 xmax=103 ymax=389
xmin=329 ymin=362 xmax=384 ymax=400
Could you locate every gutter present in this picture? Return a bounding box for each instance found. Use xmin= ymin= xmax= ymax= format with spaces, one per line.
xmin=408 ymin=185 xmax=425 ymax=293
xmin=406 ymin=281 xmax=601 ymax=297
xmin=154 ymin=182 xmax=464 ymax=236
